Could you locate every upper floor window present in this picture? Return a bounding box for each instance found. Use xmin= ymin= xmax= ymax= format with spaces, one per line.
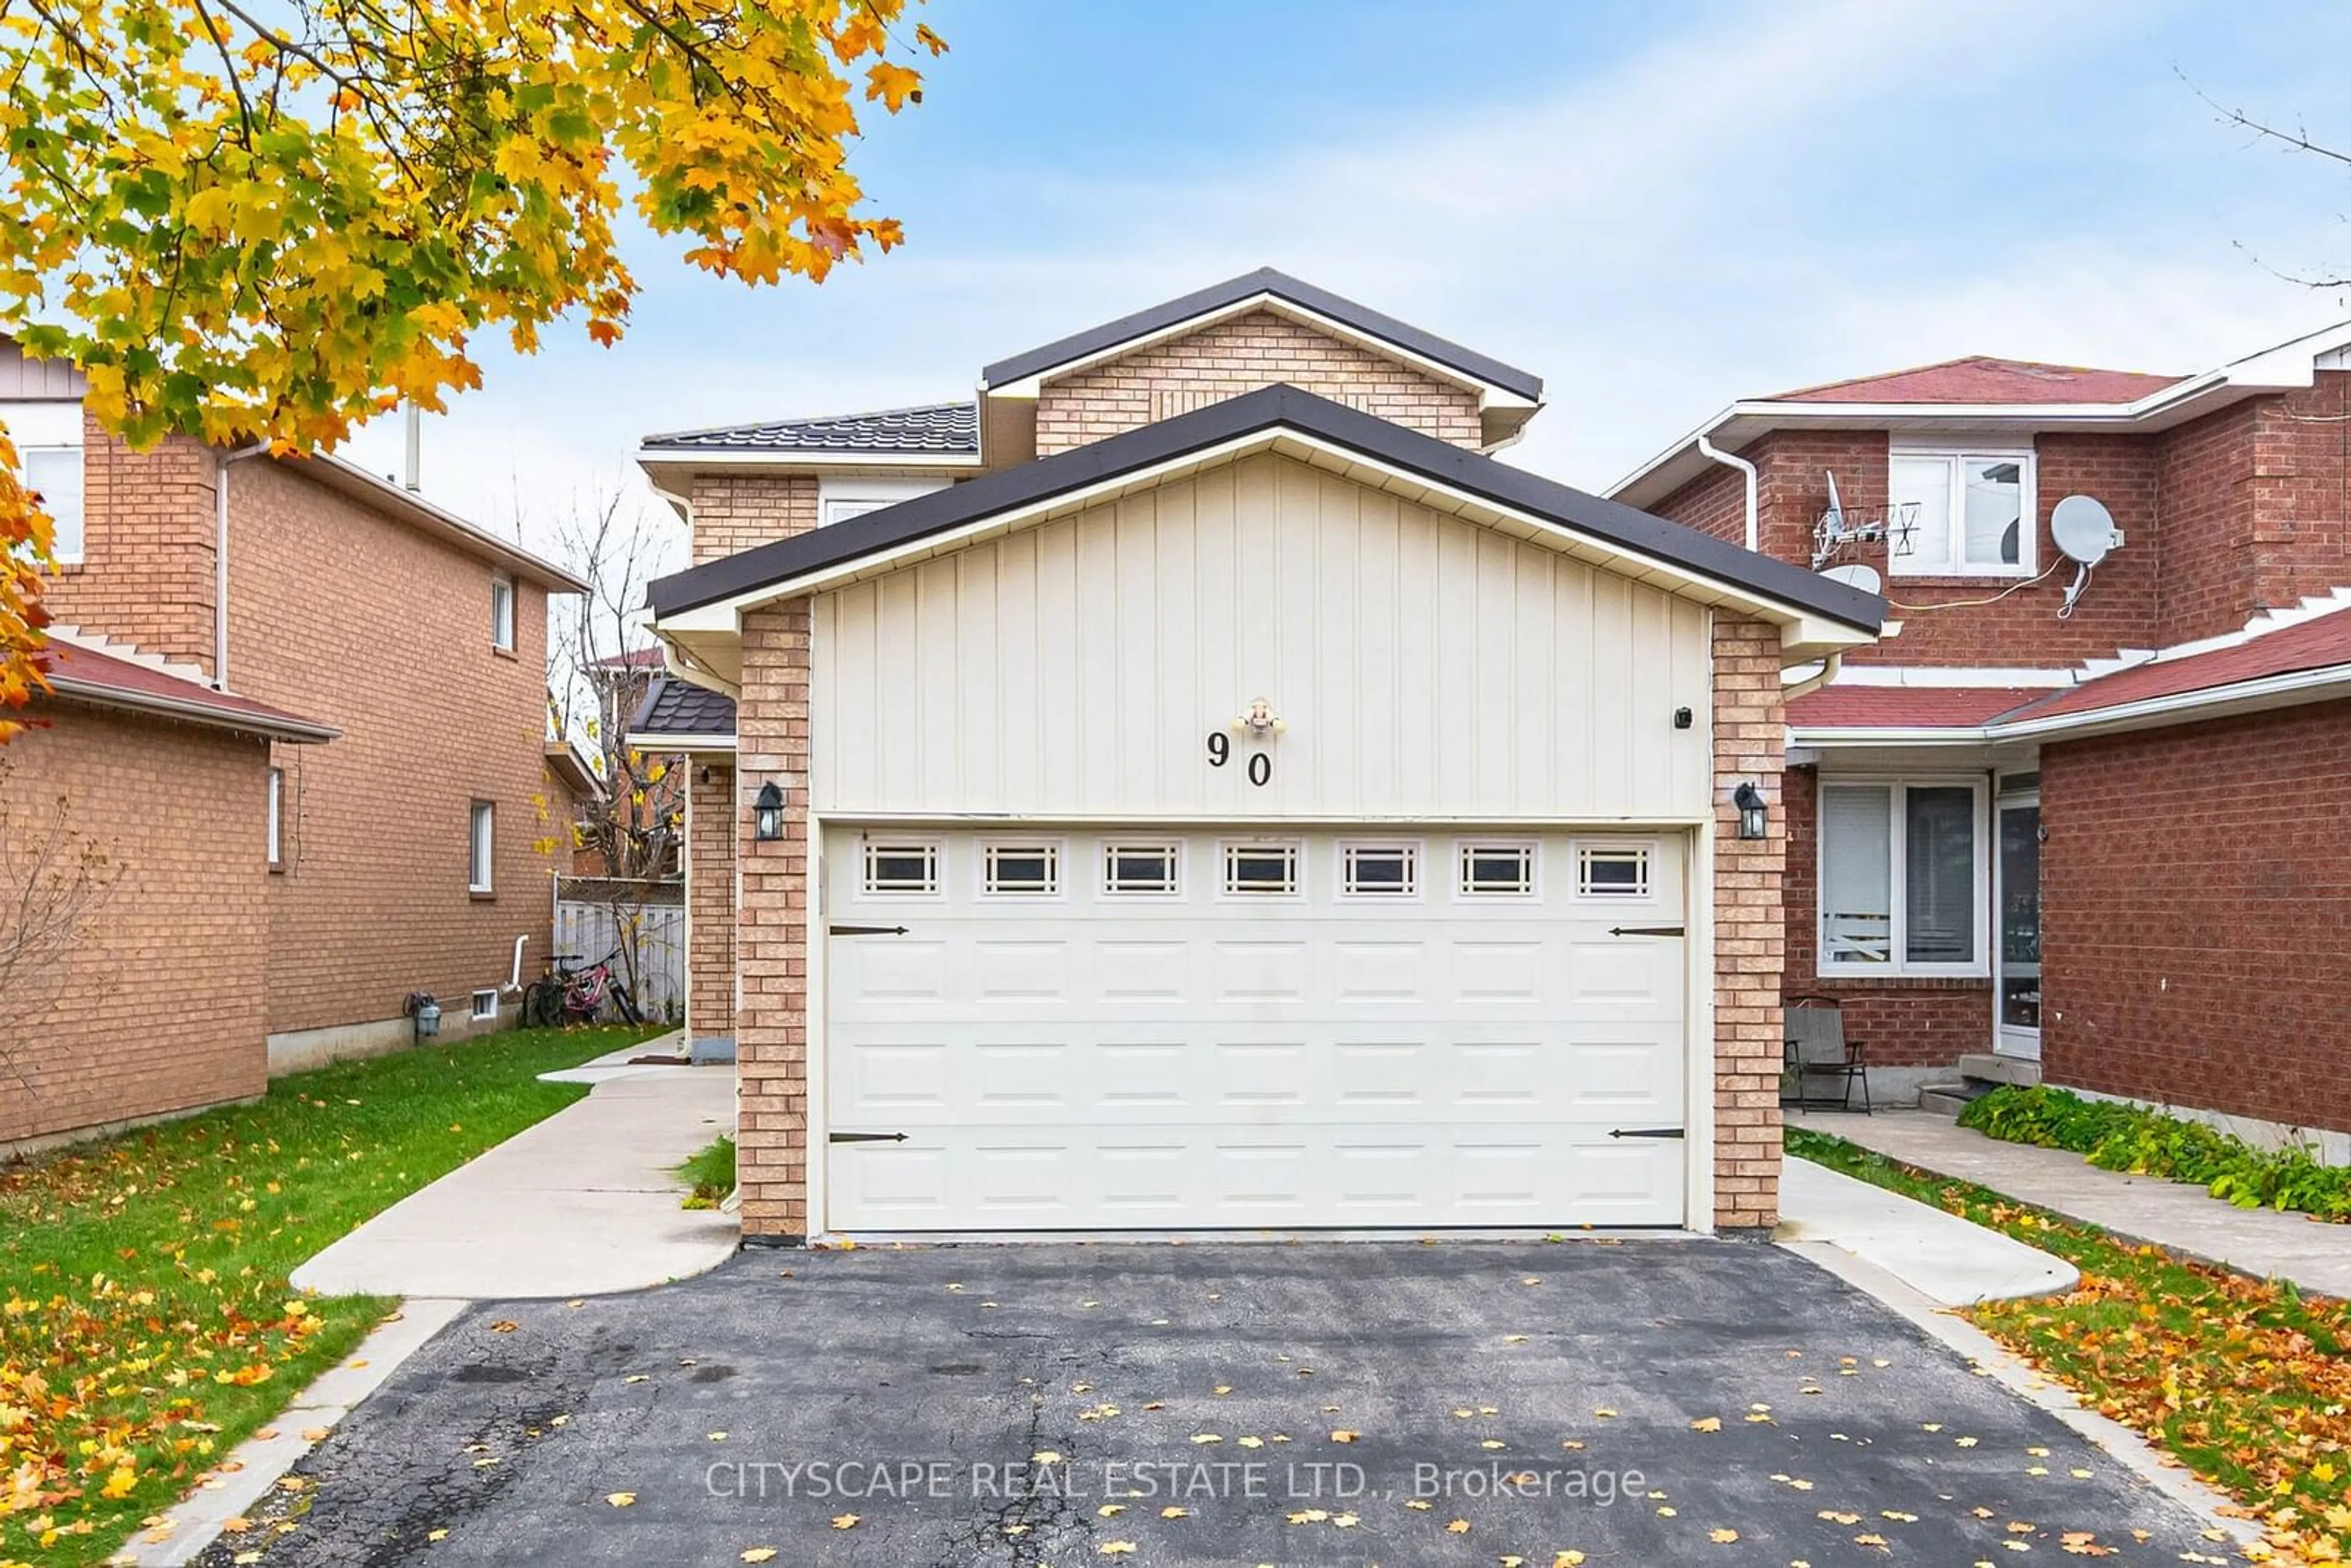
xmin=1888 ymin=449 xmax=2033 ymax=578
xmin=7 ymin=402 xmax=85 ymax=564
xmin=468 ymin=800 xmax=495 ymax=894
xmin=816 ymin=476 xmax=948 ymax=528
xmin=490 ymin=574 xmax=516 ymax=651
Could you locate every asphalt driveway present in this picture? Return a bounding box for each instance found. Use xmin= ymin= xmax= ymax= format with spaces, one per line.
xmin=203 ymin=1242 xmax=2227 ymax=1567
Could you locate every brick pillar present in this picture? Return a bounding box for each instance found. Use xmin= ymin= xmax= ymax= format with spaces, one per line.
xmin=1711 ymin=615 xmax=1788 ymax=1232
xmin=686 ymin=760 xmax=736 ymax=1045
xmin=735 ymin=603 xmax=812 ymax=1240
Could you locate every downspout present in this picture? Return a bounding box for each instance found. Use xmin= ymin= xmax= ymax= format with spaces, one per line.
xmin=1695 ymin=433 xmax=1758 ymax=553
xmin=213 ymin=441 xmax=269 ymax=689
xmin=1782 ymin=651 xmax=1844 ymax=702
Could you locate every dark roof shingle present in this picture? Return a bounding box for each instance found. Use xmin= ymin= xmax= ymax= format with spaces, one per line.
xmin=642 ymin=402 xmax=977 ymax=455
xmin=628 ymin=676 xmax=737 ymax=739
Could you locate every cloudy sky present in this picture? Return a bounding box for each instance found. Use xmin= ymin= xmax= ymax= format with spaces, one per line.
xmin=340 ymin=0 xmax=2351 ymax=574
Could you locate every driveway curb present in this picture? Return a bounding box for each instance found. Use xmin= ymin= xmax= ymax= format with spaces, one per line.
xmin=111 ymin=1299 xmax=470 ymax=1568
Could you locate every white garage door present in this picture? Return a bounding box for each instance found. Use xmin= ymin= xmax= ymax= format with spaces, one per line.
xmin=822 ymin=828 xmax=1690 ymax=1232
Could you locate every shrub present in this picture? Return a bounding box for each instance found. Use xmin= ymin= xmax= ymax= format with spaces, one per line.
xmin=677 ymin=1135 xmax=736 ymax=1210
xmin=1959 ymin=1086 xmax=2351 ymax=1220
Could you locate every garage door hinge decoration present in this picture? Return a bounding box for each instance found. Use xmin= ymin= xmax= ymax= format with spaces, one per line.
xmin=1607 ymin=1127 xmax=1685 ymax=1140
xmin=830 ymin=1131 xmax=910 ymax=1144
xmin=1608 ymin=925 xmax=1685 ymax=937
xmin=829 ymin=923 xmax=909 ymax=936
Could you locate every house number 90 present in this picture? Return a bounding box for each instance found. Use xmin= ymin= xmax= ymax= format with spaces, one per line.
xmin=1205 ymin=732 xmax=1273 ymax=787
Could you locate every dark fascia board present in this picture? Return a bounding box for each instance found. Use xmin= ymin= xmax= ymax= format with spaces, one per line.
xmin=978 ymin=268 xmax=1546 ymax=403
xmin=645 ymin=384 xmax=1884 ymax=634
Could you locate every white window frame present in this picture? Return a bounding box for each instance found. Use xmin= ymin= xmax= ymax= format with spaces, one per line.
xmin=1338 ymin=841 xmax=1419 ymax=899
xmin=1457 ymin=840 xmax=1538 ymax=898
xmin=490 ymin=574 xmax=517 ymax=651
xmin=467 ymin=800 xmax=495 ymax=894
xmin=1886 ymin=445 xmax=2036 ymax=579
xmin=861 ymin=838 xmax=942 ymax=898
xmin=9 ymin=402 xmax=86 ymax=565
xmin=1101 ymin=841 xmax=1182 ymax=897
xmin=981 ymin=841 xmax=1062 ymax=898
xmin=1573 ymin=841 xmax=1654 ymax=901
xmin=1815 ymin=775 xmax=1991 ymax=979
xmin=470 ymin=988 xmax=500 ymax=1022
xmin=1221 ymin=840 xmax=1302 ymax=898
xmin=266 ymin=767 xmax=284 ymax=870
xmin=817 ymin=475 xmax=949 ymax=528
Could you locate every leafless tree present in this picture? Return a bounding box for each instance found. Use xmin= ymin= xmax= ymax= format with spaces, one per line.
xmin=2191 ymin=75 xmax=2351 ymax=290
xmin=0 ymin=759 xmax=123 ymax=1091
xmin=545 ymin=489 xmax=687 ymax=1018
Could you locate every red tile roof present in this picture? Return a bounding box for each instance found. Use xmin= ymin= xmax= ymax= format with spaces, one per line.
xmin=43 ymin=640 xmax=337 ymax=741
xmin=1787 ymin=685 xmax=2047 ymax=730
xmin=2004 ymin=610 xmax=2351 ymax=723
xmin=588 ymin=647 xmax=667 ymax=670
xmin=1771 ymin=356 xmax=2184 ymax=407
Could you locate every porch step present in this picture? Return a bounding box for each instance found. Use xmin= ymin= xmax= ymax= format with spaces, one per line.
xmin=1954 ymin=1052 xmax=2041 ymax=1088
xmin=1917 ymin=1083 xmax=1990 ymax=1119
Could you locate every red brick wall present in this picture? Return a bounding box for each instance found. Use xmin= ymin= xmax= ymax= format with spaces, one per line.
xmin=1712 ymin=615 xmax=1787 ymax=1231
xmin=1035 ymin=310 xmax=1483 ymax=456
xmin=2041 ymin=700 xmax=2351 ymax=1131
xmin=227 ymin=460 xmax=557 ymax=1035
xmin=2153 ymin=400 xmax=2261 ymax=645
xmin=2249 ymin=374 xmax=2351 ymax=621
xmin=0 ymin=705 xmax=268 ymax=1146
xmin=1652 ymin=430 xmax=2164 ymax=669
xmin=1781 ymin=768 xmax=1992 ymax=1068
xmin=735 ymin=604 xmax=811 ymax=1239
xmin=42 ymin=416 xmax=221 ymax=675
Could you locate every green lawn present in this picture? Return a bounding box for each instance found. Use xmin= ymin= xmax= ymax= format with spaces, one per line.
xmin=1790 ymin=1127 xmax=2351 ymax=1563
xmin=0 ymin=1022 xmax=664 ymax=1568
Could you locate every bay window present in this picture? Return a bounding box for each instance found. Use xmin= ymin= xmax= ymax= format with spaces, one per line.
xmin=1818 ymin=779 xmax=1987 ymax=976
xmin=1888 ymin=448 xmax=2033 ymax=577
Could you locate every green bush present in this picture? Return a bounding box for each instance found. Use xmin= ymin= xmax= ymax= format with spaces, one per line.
xmin=677 ymin=1134 xmax=736 ymax=1210
xmin=1959 ymin=1085 xmax=2351 ymax=1220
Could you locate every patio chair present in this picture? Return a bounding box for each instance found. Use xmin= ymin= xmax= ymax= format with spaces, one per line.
xmin=1782 ymin=995 xmax=1870 ymax=1113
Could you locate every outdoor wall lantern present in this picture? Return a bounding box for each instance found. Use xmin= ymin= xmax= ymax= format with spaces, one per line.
xmin=753 ymin=781 xmax=786 ymax=841
xmin=1732 ymin=781 xmax=1769 ymax=841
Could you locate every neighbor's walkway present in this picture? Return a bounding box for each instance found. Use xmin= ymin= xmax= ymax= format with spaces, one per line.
xmin=293 ymin=1040 xmax=739 ymax=1299
xmin=1790 ymin=1109 xmax=2351 ymax=1299
xmin=1776 ymin=1152 xmax=2077 ymax=1304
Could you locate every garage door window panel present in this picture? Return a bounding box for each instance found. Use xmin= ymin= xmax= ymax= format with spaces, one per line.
xmin=983 ymin=843 xmax=1060 ymax=897
xmin=1341 ymin=843 xmax=1418 ymax=898
xmin=1103 ymin=842 xmax=1182 ymax=896
xmin=1224 ymin=842 xmax=1301 ymax=896
xmin=1458 ymin=842 xmax=1537 ymax=897
xmin=1575 ymin=844 xmax=1652 ymax=900
xmin=1819 ymin=781 xmax=1986 ymax=976
xmin=864 ymin=839 xmax=942 ymax=896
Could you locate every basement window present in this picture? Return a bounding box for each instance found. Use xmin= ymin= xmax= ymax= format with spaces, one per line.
xmin=1458 ymin=842 xmax=1536 ymax=896
xmin=1223 ymin=842 xmax=1300 ymax=896
xmin=1341 ymin=843 xmax=1417 ymax=897
xmin=983 ymin=843 xmax=1059 ymax=896
xmin=863 ymin=839 xmax=939 ymax=896
xmin=470 ymin=989 xmax=498 ymax=1022
xmin=1103 ymin=842 xmax=1180 ymax=895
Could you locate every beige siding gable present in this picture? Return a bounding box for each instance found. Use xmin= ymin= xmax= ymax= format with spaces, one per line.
xmin=1033 ymin=310 xmax=1483 ymax=455
xmin=812 ymin=451 xmax=1712 ymax=820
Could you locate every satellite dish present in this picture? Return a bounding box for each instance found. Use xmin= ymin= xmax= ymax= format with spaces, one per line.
xmin=1821 ymin=563 xmax=1882 ymax=595
xmin=2051 ymin=495 xmax=2117 ymax=567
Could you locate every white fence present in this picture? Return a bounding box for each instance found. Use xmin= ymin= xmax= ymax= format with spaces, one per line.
xmin=553 ymin=879 xmax=686 ymax=1023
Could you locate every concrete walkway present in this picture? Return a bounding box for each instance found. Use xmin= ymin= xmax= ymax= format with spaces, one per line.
xmin=1777 ymin=1152 xmax=2078 ymax=1304
xmin=1791 ymin=1108 xmax=2351 ymax=1298
xmin=293 ymin=1047 xmax=740 ymax=1299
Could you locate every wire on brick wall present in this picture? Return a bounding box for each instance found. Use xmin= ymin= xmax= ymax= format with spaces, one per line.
xmin=1884 ymin=558 xmax=2065 ymax=614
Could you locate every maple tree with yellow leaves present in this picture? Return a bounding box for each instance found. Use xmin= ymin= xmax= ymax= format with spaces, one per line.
xmin=0 ymin=0 xmax=944 ymax=738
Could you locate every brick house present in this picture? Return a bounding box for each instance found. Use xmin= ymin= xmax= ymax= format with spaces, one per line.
xmin=1611 ymin=326 xmax=2351 ymax=1145
xmin=1 ymin=344 xmax=584 ymax=1152
xmin=632 ymin=270 xmax=1884 ymax=1240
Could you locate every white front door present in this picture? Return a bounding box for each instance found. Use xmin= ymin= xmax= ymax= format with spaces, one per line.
xmin=1995 ymin=794 xmax=2042 ymax=1061
xmin=822 ymin=827 xmax=1691 ymax=1232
